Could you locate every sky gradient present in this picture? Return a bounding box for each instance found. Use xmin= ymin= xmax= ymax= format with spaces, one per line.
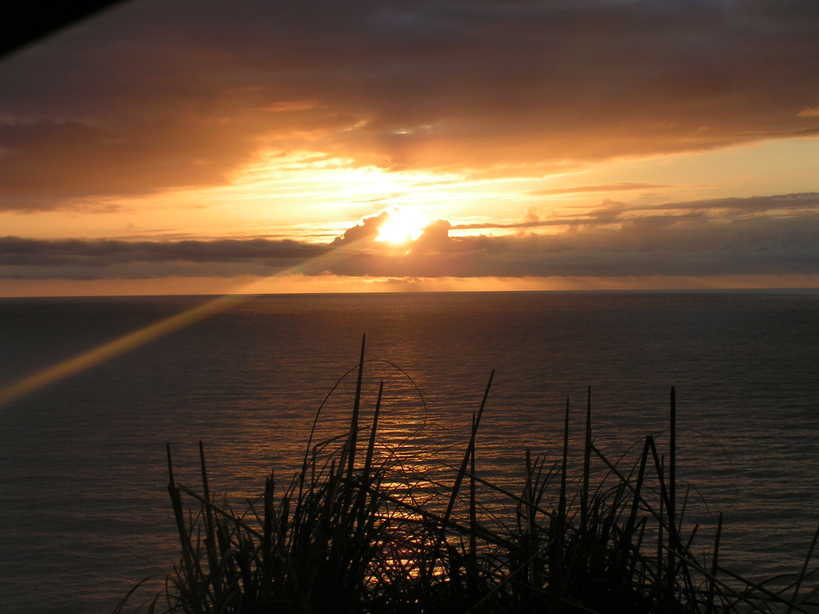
xmin=2 ymin=0 xmax=819 ymax=295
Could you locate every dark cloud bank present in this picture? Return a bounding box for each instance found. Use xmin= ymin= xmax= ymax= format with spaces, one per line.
xmin=1 ymin=0 xmax=818 ymax=209
xmin=4 ymin=193 xmax=819 ymax=281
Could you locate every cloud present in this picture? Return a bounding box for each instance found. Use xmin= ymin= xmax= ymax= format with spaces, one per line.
xmin=322 ymin=213 xmax=819 ymax=279
xmin=798 ymin=106 xmax=819 ymax=118
xmin=323 ymin=191 xmax=819 ymax=278
xmin=593 ymin=192 xmax=819 ymax=218
xmin=411 ymin=218 xmax=452 ymax=253
xmin=0 ymin=237 xmax=329 ymax=278
xmin=2 ymin=0 xmax=819 ymax=209
xmin=331 ymin=210 xmax=390 ymax=245
xmin=5 ymin=192 xmax=818 ymax=281
xmin=0 ymin=114 xmax=264 ymax=209
xmin=531 ymin=183 xmax=671 ymax=196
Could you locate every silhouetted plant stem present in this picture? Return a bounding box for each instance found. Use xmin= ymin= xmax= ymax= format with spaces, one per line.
xmin=362 ymin=379 xmax=383 ymax=485
xmin=705 ymin=512 xmax=723 ymax=614
xmin=166 ymin=447 xmax=193 ymax=581
xmin=581 ymin=386 xmax=592 ymax=539
xmin=197 ymin=441 xmax=222 ymax=606
xmin=439 ymin=370 xmax=494 ymax=538
xmin=344 ymin=334 xmax=366 ymax=485
xmin=549 ymin=397 xmax=570 ymax=614
xmin=470 ymin=413 xmax=478 ymax=563
xmin=789 ymin=521 xmax=819 ymax=613
xmin=669 ymin=386 xmax=677 ymax=608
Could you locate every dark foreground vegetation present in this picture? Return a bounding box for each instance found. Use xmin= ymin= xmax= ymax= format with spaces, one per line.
xmin=118 ymin=337 xmax=819 ymax=613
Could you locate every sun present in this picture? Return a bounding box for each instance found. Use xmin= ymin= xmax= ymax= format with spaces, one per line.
xmin=376 ymin=207 xmax=430 ymax=245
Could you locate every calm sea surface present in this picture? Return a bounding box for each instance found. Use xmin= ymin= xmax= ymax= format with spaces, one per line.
xmin=1 ymin=291 xmax=818 ymax=613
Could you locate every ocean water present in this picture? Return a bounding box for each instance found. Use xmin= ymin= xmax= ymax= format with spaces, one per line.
xmin=1 ymin=290 xmax=818 ymax=613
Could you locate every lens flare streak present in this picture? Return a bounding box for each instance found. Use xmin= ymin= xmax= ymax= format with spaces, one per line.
xmin=0 ymin=240 xmax=372 ymax=407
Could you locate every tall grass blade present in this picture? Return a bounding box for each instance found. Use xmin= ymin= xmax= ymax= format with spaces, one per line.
xmin=441 ymin=369 xmax=494 ymax=531
xmin=345 ymin=334 xmax=366 ymax=483
xmin=362 ymin=379 xmax=383 ymax=484
xmin=197 ymin=441 xmax=222 ymax=605
xmin=669 ymin=385 xmax=677 ymax=607
xmin=581 ymin=386 xmax=592 ymax=538
xmin=549 ymin=396 xmax=570 ymax=614
xmin=705 ymin=512 xmax=723 ymax=614
xmin=789 ymin=521 xmax=819 ymax=613
xmin=470 ymin=413 xmax=478 ymax=562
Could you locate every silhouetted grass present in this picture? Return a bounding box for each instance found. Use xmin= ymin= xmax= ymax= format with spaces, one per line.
xmin=117 ymin=336 xmax=819 ymax=613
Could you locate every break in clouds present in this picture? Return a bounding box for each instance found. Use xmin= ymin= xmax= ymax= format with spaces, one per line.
xmin=1 ymin=0 xmax=819 ymax=208
xmin=4 ymin=193 xmax=819 ymax=281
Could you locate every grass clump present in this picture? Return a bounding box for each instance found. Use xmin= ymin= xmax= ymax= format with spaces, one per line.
xmin=118 ymin=337 xmax=819 ymax=613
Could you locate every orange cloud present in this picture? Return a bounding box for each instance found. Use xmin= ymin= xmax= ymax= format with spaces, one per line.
xmin=798 ymin=106 xmax=819 ymax=118
xmin=531 ymin=183 xmax=671 ymax=196
xmin=2 ymin=1 xmax=819 ymax=212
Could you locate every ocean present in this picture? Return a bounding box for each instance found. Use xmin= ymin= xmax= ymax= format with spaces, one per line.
xmin=1 ymin=290 xmax=818 ymax=613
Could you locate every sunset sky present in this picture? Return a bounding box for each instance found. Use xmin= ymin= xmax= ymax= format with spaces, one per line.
xmin=2 ymin=0 xmax=819 ymax=296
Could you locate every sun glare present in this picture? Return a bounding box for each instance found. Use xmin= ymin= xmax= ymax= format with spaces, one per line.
xmin=376 ymin=207 xmax=430 ymax=245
